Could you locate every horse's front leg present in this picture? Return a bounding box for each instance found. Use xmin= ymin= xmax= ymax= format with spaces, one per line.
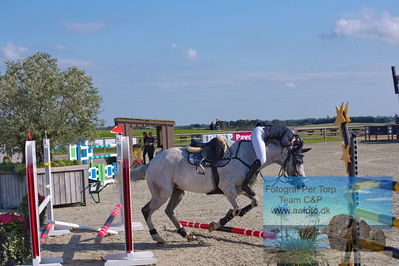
xmin=238 ymin=194 xmax=259 ymax=217
xmin=209 ymin=185 xmax=240 ymax=231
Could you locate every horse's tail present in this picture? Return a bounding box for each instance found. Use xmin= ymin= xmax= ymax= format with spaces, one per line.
xmin=130 ymin=164 xmax=149 ymax=181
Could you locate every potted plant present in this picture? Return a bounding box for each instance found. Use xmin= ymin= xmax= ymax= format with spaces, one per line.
xmin=268 ymin=235 xmax=328 ymax=266
xmin=268 ymin=204 xmax=328 ymax=265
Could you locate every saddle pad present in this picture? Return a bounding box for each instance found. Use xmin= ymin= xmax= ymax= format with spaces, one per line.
xmin=187 ymin=147 xmax=231 ymax=168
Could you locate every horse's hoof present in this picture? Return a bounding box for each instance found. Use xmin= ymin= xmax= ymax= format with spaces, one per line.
xmin=251 ymin=196 xmax=259 ymax=208
xmin=186 ymin=233 xmax=197 ymax=242
xmin=152 ymin=234 xmax=166 ymax=244
xmin=208 ymin=222 xmax=220 ymax=232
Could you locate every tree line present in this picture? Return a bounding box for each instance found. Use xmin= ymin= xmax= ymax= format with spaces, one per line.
xmin=177 ymin=116 xmax=395 ymax=131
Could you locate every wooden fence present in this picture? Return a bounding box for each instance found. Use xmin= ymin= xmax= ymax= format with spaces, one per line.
xmin=0 ymin=165 xmax=89 ymax=209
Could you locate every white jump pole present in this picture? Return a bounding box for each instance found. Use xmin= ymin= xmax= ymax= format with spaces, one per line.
xmin=104 ymin=136 xmax=156 ymax=265
xmin=25 ymin=141 xmax=63 ymax=266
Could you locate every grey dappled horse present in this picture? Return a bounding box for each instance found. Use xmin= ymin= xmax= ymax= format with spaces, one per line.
xmin=131 ymin=139 xmax=310 ymax=244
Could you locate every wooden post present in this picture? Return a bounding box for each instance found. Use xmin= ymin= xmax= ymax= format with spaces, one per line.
xmin=166 ymin=125 xmax=174 ymax=148
xmin=156 ymin=126 xmax=163 ymax=149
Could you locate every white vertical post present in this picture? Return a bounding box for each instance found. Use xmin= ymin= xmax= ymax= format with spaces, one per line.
xmin=43 ymin=139 xmax=70 ymax=237
xmin=26 ymin=141 xmax=63 ymax=266
xmin=26 ymin=141 xmax=41 ymax=265
xmin=104 ymin=136 xmax=155 ymax=265
xmin=43 ymin=139 xmax=54 ymax=223
xmin=109 ymin=135 xmax=144 ymax=232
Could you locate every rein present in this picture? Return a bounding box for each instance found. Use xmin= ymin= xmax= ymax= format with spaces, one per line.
xmin=278 ymin=149 xmax=299 ymax=177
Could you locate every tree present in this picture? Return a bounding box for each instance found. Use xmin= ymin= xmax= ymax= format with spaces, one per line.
xmin=0 ymin=52 xmax=103 ymax=162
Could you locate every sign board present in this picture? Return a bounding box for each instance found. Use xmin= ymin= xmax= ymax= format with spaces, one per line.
xmin=104 ymin=138 xmax=116 ymax=145
xmin=202 ymin=133 xmax=234 ymax=143
xmin=234 ymin=132 xmax=252 ymax=141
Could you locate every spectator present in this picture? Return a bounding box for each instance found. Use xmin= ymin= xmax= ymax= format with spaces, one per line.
xmin=147 ymin=132 xmax=156 ymax=161
xmin=142 ymin=132 xmax=149 ymax=164
xmin=215 ymin=119 xmax=221 ymax=131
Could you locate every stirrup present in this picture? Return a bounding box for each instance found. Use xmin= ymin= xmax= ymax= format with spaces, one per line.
xmin=196 ymin=159 xmax=205 ymax=175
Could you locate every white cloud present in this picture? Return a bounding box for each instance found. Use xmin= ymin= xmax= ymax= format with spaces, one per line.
xmin=171 ymin=43 xmax=199 ymax=61
xmin=58 ymin=58 xmax=93 ymax=69
xmin=0 ymin=42 xmax=29 ymax=60
xmin=55 ymin=45 xmax=69 ymax=51
xmin=186 ymin=48 xmax=198 ymax=60
xmin=284 ymin=82 xmax=296 ymax=88
xmin=63 ymin=21 xmax=106 ymax=33
xmin=331 ymin=8 xmax=399 ymax=44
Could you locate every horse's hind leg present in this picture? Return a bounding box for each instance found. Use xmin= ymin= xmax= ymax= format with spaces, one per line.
xmin=164 ymin=188 xmax=195 ymax=241
xmin=142 ymin=192 xmax=170 ymax=244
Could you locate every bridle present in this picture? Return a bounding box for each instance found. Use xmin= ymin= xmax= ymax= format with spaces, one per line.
xmin=275 ymin=136 xmax=307 ymax=188
xmin=278 ymin=149 xmax=300 ymax=177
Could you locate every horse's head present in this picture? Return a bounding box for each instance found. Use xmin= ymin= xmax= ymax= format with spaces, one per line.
xmin=279 ymin=135 xmax=311 ymax=178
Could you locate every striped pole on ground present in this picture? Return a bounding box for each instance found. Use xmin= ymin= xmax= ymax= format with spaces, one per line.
xmin=179 ymin=220 xmax=276 ymax=239
xmin=95 ymin=204 xmax=122 ymax=244
xmin=40 ymin=223 xmax=54 ymax=245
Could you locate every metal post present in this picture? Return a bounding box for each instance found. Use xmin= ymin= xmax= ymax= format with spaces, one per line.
xmin=43 ymin=139 xmax=54 ymax=223
xmin=350 ymin=134 xmax=360 ymax=265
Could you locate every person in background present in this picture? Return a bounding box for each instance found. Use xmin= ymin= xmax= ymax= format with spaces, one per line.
xmin=242 ymin=123 xmax=298 ymax=196
xmin=215 ymin=119 xmax=221 ymax=130
xmin=210 ymin=121 xmax=215 ymax=130
xmin=147 ymin=132 xmax=156 ymax=161
xmin=142 ymin=131 xmax=149 ymax=164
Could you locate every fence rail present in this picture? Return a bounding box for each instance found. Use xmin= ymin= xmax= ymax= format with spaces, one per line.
xmin=74 ymin=124 xmax=393 ymax=151
xmin=132 ymin=125 xmax=367 ymax=147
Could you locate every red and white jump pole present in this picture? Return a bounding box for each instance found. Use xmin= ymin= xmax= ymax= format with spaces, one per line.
xmin=26 ymin=141 xmax=63 ymax=266
xmin=103 ymin=136 xmax=156 ymax=265
xmin=40 ymin=222 xmax=54 ymax=245
xmin=180 ymin=220 xmax=276 ymax=239
xmin=95 ymin=203 xmax=122 ymax=244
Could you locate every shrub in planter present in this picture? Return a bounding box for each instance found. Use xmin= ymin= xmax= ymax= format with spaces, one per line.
xmin=268 ymin=235 xmax=328 ymax=266
xmin=0 ymin=214 xmax=31 ymax=266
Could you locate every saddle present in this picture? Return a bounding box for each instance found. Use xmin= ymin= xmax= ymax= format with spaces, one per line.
xmin=187 ymin=136 xmax=228 ymax=164
xmin=186 ymin=136 xmax=231 ymax=195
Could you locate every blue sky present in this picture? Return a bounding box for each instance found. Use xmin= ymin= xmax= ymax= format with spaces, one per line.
xmin=1 ymin=1 xmax=399 ymax=126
